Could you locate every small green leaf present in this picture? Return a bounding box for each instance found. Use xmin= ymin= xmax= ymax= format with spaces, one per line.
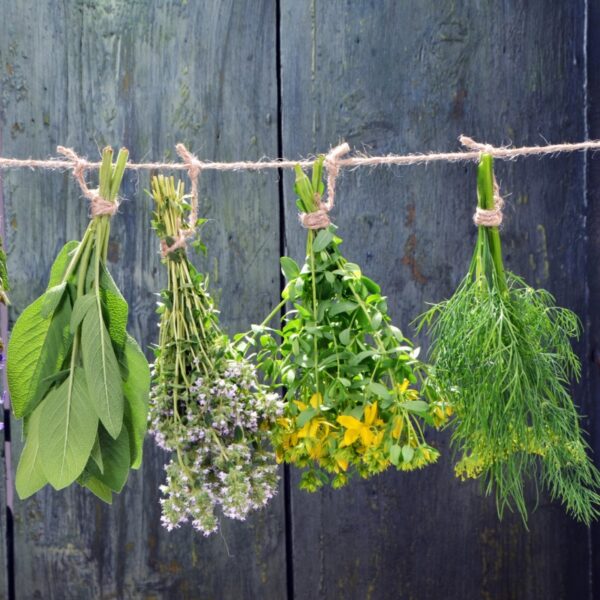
xmin=329 ymin=301 xmax=358 ymax=317
xmin=390 ymin=444 xmax=402 ymax=466
xmin=280 ymin=257 xmax=300 ymax=281
xmin=399 ymin=400 xmax=429 ymax=413
xmin=402 ymin=445 xmax=415 ymax=463
xmin=47 ymin=241 xmax=80 ymax=288
xmin=40 ymin=283 xmax=67 ymax=318
xmin=339 ymin=328 xmax=351 ymax=345
xmin=367 ymin=382 xmax=391 ymax=399
xmin=296 ymin=408 xmax=317 ymax=428
xmin=313 ymin=229 xmax=334 ymax=252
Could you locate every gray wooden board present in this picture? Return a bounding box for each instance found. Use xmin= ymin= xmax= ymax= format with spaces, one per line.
xmin=0 ymin=1 xmax=285 ymax=598
xmin=280 ymin=1 xmax=592 ymax=599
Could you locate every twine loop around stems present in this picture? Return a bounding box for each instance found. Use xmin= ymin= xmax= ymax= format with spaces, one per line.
xmin=473 ymin=177 xmax=505 ymax=227
xmin=57 ymin=146 xmax=119 ymax=217
xmin=300 ymin=142 xmax=351 ymax=229
xmin=160 ymin=144 xmax=203 ymax=258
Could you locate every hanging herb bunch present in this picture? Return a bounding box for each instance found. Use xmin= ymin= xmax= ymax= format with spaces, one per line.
xmin=149 ymin=174 xmax=282 ymax=536
xmin=245 ymin=153 xmax=451 ymax=492
xmin=8 ymin=147 xmax=150 ymax=503
xmin=418 ymin=154 xmax=600 ymax=523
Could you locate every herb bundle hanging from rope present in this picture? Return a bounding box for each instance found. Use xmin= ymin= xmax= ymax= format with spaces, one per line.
xmin=148 ymin=159 xmax=282 ymax=535
xmin=247 ymin=147 xmax=450 ymax=492
xmin=418 ymin=154 xmax=600 ymax=523
xmin=8 ymin=146 xmax=150 ymax=502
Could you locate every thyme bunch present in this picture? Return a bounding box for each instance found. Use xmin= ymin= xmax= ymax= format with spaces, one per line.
xmin=149 ymin=176 xmax=282 ymax=535
xmin=418 ymin=155 xmax=600 ymax=523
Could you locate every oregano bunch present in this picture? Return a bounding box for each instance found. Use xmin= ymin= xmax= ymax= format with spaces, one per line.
xmin=248 ymin=156 xmax=450 ymax=492
xmin=8 ymin=147 xmax=150 ymax=503
xmin=418 ymin=154 xmax=600 ymax=524
xmin=148 ymin=175 xmax=282 ymax=536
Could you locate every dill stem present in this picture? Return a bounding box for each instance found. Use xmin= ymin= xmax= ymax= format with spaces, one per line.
xmin=477 ymin=155 xmax=508 ymax=294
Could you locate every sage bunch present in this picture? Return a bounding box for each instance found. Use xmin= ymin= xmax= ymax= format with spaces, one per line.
xmin=249 ymin=157 xmax=450 ymax=492
xmin=418 ymin=154 xmax=600 ymax=523
xmin=9 ymin=147 xmax=150 ymax=503
xmin=149 ymin=175 xmax=281 ymax=536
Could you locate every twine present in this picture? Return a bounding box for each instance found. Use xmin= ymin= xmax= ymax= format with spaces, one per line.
xmin=473 ymin=177 xmax=504 ymax=227
xmin=56 ymin=146 xmax=119 ymax=217
xmin=160 ymin=144 xmax=203 ymax=258
xmin=299 ymin=143 xmax=351 ymax=230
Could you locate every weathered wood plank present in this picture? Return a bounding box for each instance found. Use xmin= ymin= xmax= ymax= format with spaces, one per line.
xmin=280 ymin=1 xmax=591 ymax=599
xmin=0 ymin=1 xmax=285 ymax=598
xmin=586 ymin=0 xmax=600 ymax=585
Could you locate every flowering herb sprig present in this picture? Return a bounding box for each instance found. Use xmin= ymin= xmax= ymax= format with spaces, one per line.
xmin=244 ymin=157 xmax=450 ymax=492
xmin=149 ymin=175 xmax=282 ymax=535
xmin=418 ymin=154 xmax=600 ymax=524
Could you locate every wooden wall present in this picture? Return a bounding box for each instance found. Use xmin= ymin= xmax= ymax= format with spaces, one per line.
xmin=0 ymin=1 xmax=597 ymax=598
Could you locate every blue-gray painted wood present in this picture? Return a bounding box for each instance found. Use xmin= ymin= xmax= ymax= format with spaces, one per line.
xmin=280 ymin=1 xmax=592 ymax=599
xmin=0 ymin=0 xmax=597 ymax=598
xmin=0 ymin=1 xmax=285 ymax=598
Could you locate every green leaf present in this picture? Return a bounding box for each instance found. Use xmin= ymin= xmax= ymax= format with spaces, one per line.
xmin=70 ymin=293 xmax=96 ymax=333
xmin=81 ymin=474 xmax=113 ymax=504
xmin=296 ymin=408 xmax=317 ymax=427
xmin=339 ymin=328 xmax=351 ymax=345
xmin=367 ymin=382 xmax=391 ymax=399
xmin=99 ymin=264 xmax=129 ymax=349
xmin=280 ymin=257 xmax=301 ymax=281
xmin=313 ymin=229 xmax=334 ymax=252
xmin=329 ymin=301 xmax=358 ymax=317
xmin=39 ymin=367 xmax=99 ymax=489
xmin=93 ymin=425 xmax=131 ymax=492
xmin=90 ymin=435 xmax=104 ymax=474
xmin=399 ymin=400 xmax=429 ymax=414
xmin=121 ymin=333 xmax=150 ymax=469
xmin=15 ymin=404 xmax=48 ymax=498
xmin=8 ymin=292 xmax=72 ymax=418
xmin=41 ymin=283 xmax=67 ymax=318
xmin=47 ymin=241 xmax=80 ymax=288
xmin=82 ymin=300 xmax=124 ymax=439
xmin=390 ymin=444 xmax=401 ymax=466
xmin=402 ymin=445 xmax=415 ymax=463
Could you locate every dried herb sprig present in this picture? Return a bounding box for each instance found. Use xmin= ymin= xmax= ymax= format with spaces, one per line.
xmin=149 ymin=175 xmax=282 ymax=535
xmin=8 ymin=147 xmax=150 ymax=502
xmin=247 ymin=157 xmax=450 ymax=492
xmin=418 ymin=154 xmax=600 ymax=524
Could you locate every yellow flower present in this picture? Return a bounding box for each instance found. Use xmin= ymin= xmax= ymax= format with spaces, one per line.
xmin=392 ymin=416 xmax=404 ymax=439
xmin=337 ymin=402 xmax=379 ymax=447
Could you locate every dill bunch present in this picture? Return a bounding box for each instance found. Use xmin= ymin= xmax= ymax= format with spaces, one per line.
xmin=149 ymin=176 xmax=282 ymax=535
xmin=245 ymin=157 xmax=450 ymax=491
xmin=418 ymin=154 xmax=600 ymax=524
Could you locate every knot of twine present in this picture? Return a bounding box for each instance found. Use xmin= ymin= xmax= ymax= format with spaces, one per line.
xmin=57 ymin=146 xmax=119 ymax=217
xmin=473 ymin=177 xmax=504 ymax=227
xmin=299 ymin=142 xmax=351 ymax=229
xmin=160 ymin=143 xmax=202 ymax=258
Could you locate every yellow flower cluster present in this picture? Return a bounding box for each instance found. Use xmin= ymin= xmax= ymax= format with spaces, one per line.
xmin=273 ymin=380 xmax=451 ymax=490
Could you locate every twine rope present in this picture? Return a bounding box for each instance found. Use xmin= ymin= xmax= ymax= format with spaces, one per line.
xmin=2 ymin=136 xmax=597 ymax=174
xmin=160 ymin=144 xmax=203 ymax=258
xmin=299 ymin=143 xmax=351 ymax=229
xmin=56 ymin=146 xmax=119 ymax=216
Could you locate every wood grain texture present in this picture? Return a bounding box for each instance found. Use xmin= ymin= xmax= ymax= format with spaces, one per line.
xmin=280 ymin=1 xmax=592 ymax=599
xmin=0 ymin=1 xmax=285 ymax=598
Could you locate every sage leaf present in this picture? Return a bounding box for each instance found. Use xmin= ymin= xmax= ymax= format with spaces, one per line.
xmin=82 ymin=301 xmax=124 ymax=439
xmin=70 ymin=293 xmax=96 ymax=333
xmin=121 ymin=333 xmax=150 ymax=469
xmin=39 ymin=368 xmax=98 ymax=489
xmin=15 ymin=405 xmax=47 ymax=498
xmin=8 ymin=292 xmax=71 ymax=418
